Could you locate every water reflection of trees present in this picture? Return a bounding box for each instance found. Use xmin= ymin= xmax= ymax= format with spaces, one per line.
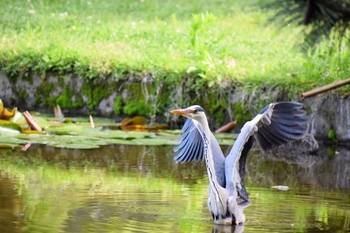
xmin=0 ymin=176 xmax=24 ymax=233
xmin=1 ymin=144 xmax=350 ymax=232
xmin=3 ymin=143 xmax=349 ymax=190
xmin=245 ymin=143 xmax=350 ymax=190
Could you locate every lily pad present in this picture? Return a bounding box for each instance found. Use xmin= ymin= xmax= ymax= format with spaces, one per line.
xmin=0 ymin=120 xmax=22 ymax=133
xmin=0 ymin=143 xmax=19 ymax=149
xmin=0 ymin=108 xmax=239 ymax=149
xmin=129 ymin=138 xmax=177 ymax=146
xmin=50 ymin=143 xmax=101 ymax=149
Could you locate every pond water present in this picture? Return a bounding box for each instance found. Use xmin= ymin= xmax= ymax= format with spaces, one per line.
xmin=0 ymin=144 xmax=349 ymax=233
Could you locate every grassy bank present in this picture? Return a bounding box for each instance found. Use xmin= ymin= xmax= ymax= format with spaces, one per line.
xmin=1 ymin=0 xmax=350 ymax=96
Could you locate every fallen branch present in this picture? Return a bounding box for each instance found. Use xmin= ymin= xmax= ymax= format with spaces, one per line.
xmin=301 ymin=78 xmax=350 ymax=99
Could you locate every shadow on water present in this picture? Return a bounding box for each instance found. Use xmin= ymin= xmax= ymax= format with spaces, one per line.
xmin=0 ymin=144 xmax=349 ymax=233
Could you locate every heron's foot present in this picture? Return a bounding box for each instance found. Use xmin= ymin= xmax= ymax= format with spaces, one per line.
xmin=213 ymin=216 xmax=233 ymax=225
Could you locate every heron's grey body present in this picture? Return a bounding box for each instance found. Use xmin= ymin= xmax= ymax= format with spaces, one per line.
xmin=171 ymin=102 xmax=307 ymax=225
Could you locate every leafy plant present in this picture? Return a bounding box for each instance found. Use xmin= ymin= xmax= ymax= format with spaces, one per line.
xmin=327 ymin=128 xmax=338 ymax=143
xmin=262 ymin=0 xmax=350 ymax=45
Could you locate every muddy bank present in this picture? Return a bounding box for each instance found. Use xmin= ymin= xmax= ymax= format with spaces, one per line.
xmin=1 ymin=71 xmax=349 ymax=142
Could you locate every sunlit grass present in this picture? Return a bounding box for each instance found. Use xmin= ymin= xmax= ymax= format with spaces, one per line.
xmin=1 ymin=0 xmax=350 ymax=95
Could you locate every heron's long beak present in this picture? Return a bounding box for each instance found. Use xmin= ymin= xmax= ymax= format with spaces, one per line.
xmin=170 ymin=108 xmax=191 ymax=116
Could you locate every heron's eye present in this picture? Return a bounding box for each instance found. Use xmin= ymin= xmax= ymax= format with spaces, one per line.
xmin=192 ymin=109 xmax=198 ymax=114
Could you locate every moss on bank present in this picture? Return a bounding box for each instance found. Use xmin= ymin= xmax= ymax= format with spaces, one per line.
xmin=3 ymin=0 xmax=350 ymax=127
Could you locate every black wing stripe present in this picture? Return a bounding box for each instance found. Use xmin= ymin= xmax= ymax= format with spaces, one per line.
xmin=270 ymin=110 xmax=305 ymax=119
xmin=259 ymin=125 xmax=289 ymax=146
xmin=255 ymin=130 xmax=272 ymax=150
xmin=256 ymin=101 xmax=308 ymax=150
xmin=271 ymin=115 xmax=308 ymax=126
xmin=272 ymin=101 xmax=303 ymax=112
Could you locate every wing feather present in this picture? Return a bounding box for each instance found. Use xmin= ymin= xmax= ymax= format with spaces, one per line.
xmin=255 ymin=102 xmax=307 ymax=150
xmin=225 ymin=101 xmax=308 ymax=199
xmin=174 ymin=118 xmax=205 ymax=163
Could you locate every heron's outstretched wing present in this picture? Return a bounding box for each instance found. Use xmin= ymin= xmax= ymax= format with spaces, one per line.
xmin=225 ymin=101 xmax=307 ymax=198
xmin=235 ymin=135 xmax=253 ymax=204
xmin=173 ymin=118 xmax=226 ymax=186
xmin=174 ymin=118 xmax=205 ymax=162
xmin=255 ymin=101 xmax=307 ymax=150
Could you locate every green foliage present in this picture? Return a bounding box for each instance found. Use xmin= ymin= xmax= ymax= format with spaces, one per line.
xmin=36 ymin=82 xmax=56 ymax=107
xmin=327 ymin=128 xmax=338 ymax=143
xmin=123 ymin=99 xmax=148 ymax=116
xmin=113 ymin=96 xmax=124 ymax=115
xmin=190 ymin=12 xmax=215 ymax=49
xmin=327 ymin=145 xmax=336 ymax=157
xmin=233 ymin=101 xmax=252 ymax=123
xmin=57 ymin=88 xmax=83 ymax=109
xmin=262 ymin=0 xmax=350 ymax=45
xmin=81 ymin=81 xmax=114 ymax=111
xmin=17 ymin=90 xmax=29 ymax=103
xmin=0 ymin=0 xmax=349 ymax=99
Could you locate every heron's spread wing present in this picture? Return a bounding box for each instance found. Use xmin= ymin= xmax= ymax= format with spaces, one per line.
xmin=225 ymin=101 xmax=307 ymax=200
xmin=255 ymin=101 xmax=307 ymax=150
xmin=236 ymin=135 xmax=253 ymax=203
xmin=174 ymin=118 xmax=205 ymax=162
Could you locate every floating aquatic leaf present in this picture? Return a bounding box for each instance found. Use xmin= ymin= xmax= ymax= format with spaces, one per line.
xmin=51 ymin=143 xmax=101 ymax=149
xmin=21 ymin=130 xmax=45 ymax=134
xmin=97 ymin=138 xmax=136 ymax=145
xmin=11 ymin=111 xmax=25 ymax=123
xmin=214 ymin=133 xmax=238 ymax=140
xmin=130 ymin=138 xmax=178 ymax=146
xmin=0 ymin=105 xmax=238 ymax=149
xmin=0 ymin=143 xmax=19 ymax=149
xmin=92 ymin=130 xmax=152 ymax=140
xmin=0 ymin=135 xmax=29 ymax=144
xmin=0 ymin=120 xmax=22 ymax=133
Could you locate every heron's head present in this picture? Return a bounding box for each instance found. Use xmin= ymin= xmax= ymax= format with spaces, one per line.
xmin=170 ymin=105 xmax=207 ymax=123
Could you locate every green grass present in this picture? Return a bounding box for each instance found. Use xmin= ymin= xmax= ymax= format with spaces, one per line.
xmin=1 ymin=0 xmax=350 ymax=96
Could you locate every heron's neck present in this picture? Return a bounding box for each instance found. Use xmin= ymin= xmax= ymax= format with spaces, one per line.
xmin=200 ymin=119 xmax=228 ymax=217
xmin=198 ymin=119 xmax=217 ymax=183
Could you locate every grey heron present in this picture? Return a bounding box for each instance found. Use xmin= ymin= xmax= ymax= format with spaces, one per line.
xmin=170 ymin=102 xmax=307 ymax=225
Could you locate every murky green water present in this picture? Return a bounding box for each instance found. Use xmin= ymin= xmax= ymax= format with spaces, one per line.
xmin=0 ymin=145 xmax=349 ymax=233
